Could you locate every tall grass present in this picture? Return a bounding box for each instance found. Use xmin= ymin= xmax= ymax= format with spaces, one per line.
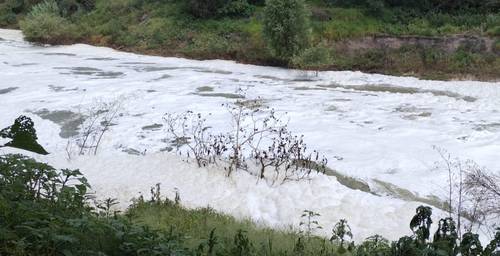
xmin=128 ymin=199 xmax=345 ymax=255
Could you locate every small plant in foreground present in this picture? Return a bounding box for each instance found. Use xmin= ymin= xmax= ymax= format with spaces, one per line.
xmin=331 ymin=219 xmax=353 ymax=252
xmin=299 ymin=210 xmax=322 ymax=237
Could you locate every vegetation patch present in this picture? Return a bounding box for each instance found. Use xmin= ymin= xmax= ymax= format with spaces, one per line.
xmin=2 ymin=0 xmax=497 ymax=79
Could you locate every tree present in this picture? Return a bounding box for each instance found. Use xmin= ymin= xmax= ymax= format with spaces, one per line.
xmin=263 ymin=0 xmax=310 ymax=61
xmin=0 ymin=115 xmax=48 ymax=155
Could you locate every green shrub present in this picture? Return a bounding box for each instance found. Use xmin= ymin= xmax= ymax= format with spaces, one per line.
xmin=218 ymin=0 xmax=254 ymax=17
xmin=488 ymin=26 xmax=500 ymax=37
xmin=188 ymin=0 xmax=226 ymax=18
xmin=0 ymin=5 xmax=17 ymax=26
xmin=263 ymin=0 xmax=311 ymax=61
xmin=364 ymin=0 xmax=385 ymax=16
xmin=494 ymin=40 xmax=500 ymax=54
xmin=29 ymin=0 xmax=59 ymax=17
xmin=355 ymin=235 xmax=391 ymax=256
xmin=187 ymin=0 xmax=252 ymax=18
xmin=290 ymin=44 xmax=331 ymax=70
xmin=451 ymin=49 xmax=478 ymax=70
xmin=20 ymin=0 xmax=79 ymax=43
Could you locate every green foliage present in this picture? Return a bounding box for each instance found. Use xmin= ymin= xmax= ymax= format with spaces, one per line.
xmin=219 ymin=0 xmax=254 ymax=17
xmin=330 ymin=219 xmax=353 ymax=249
xmin=391 ymin=236 xmax=421 ymax=256
xmin=489 ymin=26 xmax=500 ymax=37
xmin=0 ymin=116 xmax=48 ymax=155
xmin=20 ymin=0 xmax=79 ymax=44
xmin=0 ymin=154 xmax=187 ymax=255
xmin=432 ymin=218 xmax=458 ymax=255
xmin=290 ymin=44 xmax=331 ymax=69
xmin=364 ymin=0 xmax=385 ymax=16
xmin=263 ymin=0 xmax=310 ymax=61
xmin=355 ymin=235 xmax=391 ymax=256
xmin=231 ymin=230 xmax=254 ymax=255
xmin=1 ymin=150 xmax=499 ymax=256
xmin=56 ymin=0 xmax=96 ymax=17
xmin=0 ymin=0 xmax=95 ymax=26
xmin=187 ymin=0 xmax=253 ymax=18
xmin=460 ymin=232 xmax=483 ymax=256
xmin=410 ymin=206 xmax=433 ymax=244
xmin=484 ymin=229 xmax=500 ymax=256
xmin=6 ymin=0 xmax=498 ymax=79
xmin=29 ymin=0 xmax=59 ymax=17
xmin=187 ymin=0 xmax=227 ymax=18
xmin=299 ymin=210 xmax=322 ymax=237
xmin=128 ymin=201 xmax=342 ymax=255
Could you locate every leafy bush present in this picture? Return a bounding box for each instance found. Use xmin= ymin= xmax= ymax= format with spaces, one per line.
xmin=218 ymin=0 xmax=254 ymax=17
xmin=290 ymin=44 xmax=331 ymax=70
xmin=187 ymin=0 xmax=226 ymax=18
xmin=57 ymin=0 xmax=96 ymax=17
xmin=263 ymin=0 xmax=310 ymax=61
xmin=488 ymin=26 xmax=500 ymax=37
xmin=0 ymin=4 xmax=18 ymax=26
xmin=364 ymin=0 xmax=385 ymax=16
xmin=29 ymin=0 xmax=59 ymax=16
xmin=20 ymin=0 xmax=79 ymax=44
xmin=187 ymin=0 xmax=253 ymax=18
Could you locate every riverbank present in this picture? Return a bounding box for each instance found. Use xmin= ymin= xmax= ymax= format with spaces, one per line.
xmin=2 ymin=1 xmax=499 ymax=81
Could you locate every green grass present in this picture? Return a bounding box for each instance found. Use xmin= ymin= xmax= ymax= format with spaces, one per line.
xmin=127 ymin=201 xmax=346 ymax=255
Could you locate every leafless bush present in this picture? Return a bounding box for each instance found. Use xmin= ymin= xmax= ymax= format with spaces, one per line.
xmin=252 ymin=127 xmax=327 ymax=184
xmin=164 ymin=111 xmax=228 ymax=167
xmin=463 ymin=163 xmax=500 ymax=237
xmin=224 ymin=102 xmax=285 ymax=176
xmin=63 ymin=97 xmax=125 ymax=158
xmin=434 ymin=146 xmax=500 ymax=238
xmin=164 ymin=101 xmax=328 ymax=184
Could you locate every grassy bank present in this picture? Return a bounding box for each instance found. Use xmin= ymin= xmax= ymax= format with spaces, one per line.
xmin=1 ymin=0 xmax=499 ymax=80
xmin=2 ymin=152 xmax=500 ymax=255
xmin=128 ymin=199 xmax=344 ymax=255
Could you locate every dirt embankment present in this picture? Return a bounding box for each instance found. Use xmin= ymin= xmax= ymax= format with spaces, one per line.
xmin=336 ymin=35 xmax=499 ymax=55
